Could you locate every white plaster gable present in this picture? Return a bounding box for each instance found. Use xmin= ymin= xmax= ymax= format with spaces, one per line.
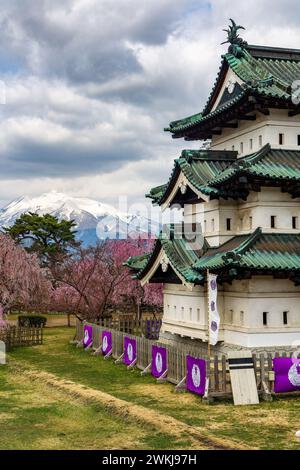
xmin=161 ymin=171 xmax=210 ymax=212
xmin=210 ymin=68 xmax=244 ymax=113
xmin=140 ymin=247 xmax=194 ymax=290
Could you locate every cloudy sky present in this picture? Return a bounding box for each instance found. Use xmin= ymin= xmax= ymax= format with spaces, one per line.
xmin=0 ymin=0 xmax=300 ymax=211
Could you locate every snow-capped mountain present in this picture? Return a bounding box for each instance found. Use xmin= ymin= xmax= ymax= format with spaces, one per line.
xmin=0 ymin=191 xmax=160 ymax=245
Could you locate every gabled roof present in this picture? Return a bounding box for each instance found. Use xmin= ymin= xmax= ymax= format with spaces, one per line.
xmin=165 ymin=42 xmax=300 ymax=139
xmin=146 ymin=184 xmax=167 ymax=205
xmin=147 ymin=149 xmax=237 ymax=206
xmin=148 ymin=145 xmax=300 ymax=207
xmin=126 ymin=227 xmax=300 ymax=285
xmin=125 ymin=252 xmax=150 ymax=272
xmin=132 ymin=227 xmax=205 ymax=285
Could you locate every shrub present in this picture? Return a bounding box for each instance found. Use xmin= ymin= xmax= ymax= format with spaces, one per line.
xmin=18 ymin=314 xmax=47 ymax=328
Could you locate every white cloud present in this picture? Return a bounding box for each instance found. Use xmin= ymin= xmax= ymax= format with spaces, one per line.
xmin=0 ymin=0 xmax=300 ymax=208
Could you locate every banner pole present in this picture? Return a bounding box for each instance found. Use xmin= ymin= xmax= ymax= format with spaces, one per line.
xmin=207 ymin=269 xmax=211 ymax=359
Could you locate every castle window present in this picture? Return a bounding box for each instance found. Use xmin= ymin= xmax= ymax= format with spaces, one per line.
xmin=283 ymin=311 xmax=288 ymax=325
xmin=240 ymin=217 xmax=243 ymax=230
xmin=249 ymin=216 xmax=253 ymax=229
xmin=211 ymin=219 xmax=215 ymax=231
xmin=181 ymin=307 xmax=184 ymax=319
xmin=240 ymin=142 xmax=243 ymax=154
xmin=197 ymin=308 xmax=200 ymax=322
xmin=226 ymin=218 xmax=231 ymax=231
xmin=279 ymin=133 xmax=284 ymax=145
xmin=292 ymin=216 xmax=298 ymax=229
xmin=204 ymin=220 xmax=207 ymax=232
xmin=250 ymin=138 xmax=253 ymax=150
xmin=259 ymin=135 xmax=263 ymax=147
xmin=189 ymin=308 xmax=192 ymax=321
xmin=240 ymin=311 xmax=244 ymax=325
xmin=298 ymin=135 xmax=300 ymax=146
xmin=263 ymin=312 xmax=268 ymax=326
xmin=174 ymin=306 xmax=177 ymax=318
xmin=271 ymin=215 xmax=276 ymax=228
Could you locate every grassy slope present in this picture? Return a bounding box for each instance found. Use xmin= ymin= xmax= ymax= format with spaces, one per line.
xmin=2 ymin=327 xmax=300 ymax=450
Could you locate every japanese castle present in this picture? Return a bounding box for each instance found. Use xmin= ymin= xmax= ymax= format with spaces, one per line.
xmin=127 ymin=20 xmax=300 ymax=351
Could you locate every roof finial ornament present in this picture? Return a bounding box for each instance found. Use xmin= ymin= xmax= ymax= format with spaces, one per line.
xmin=222 ymin=19 xmax=248 ymax=56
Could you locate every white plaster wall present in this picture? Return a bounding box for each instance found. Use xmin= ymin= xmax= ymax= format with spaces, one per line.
xmin=183 ymin=187 xmax=300 ymax=242
xmin=163 ymin=283 xmax=207 ymax=340
xmin=162 ymin=277 xmax=300 ymax=348
xmin=223 ymin=277 xmax=300 ymax=347
xmin=183 ymin=200 xmax=238 ymax=246
xmin=238 ymin=188 xmax=300 ymax=234
xmin=211 ymin=109 xmax=300 ymax=157
xmin=162 ymin=283 xmax=225 ymax=341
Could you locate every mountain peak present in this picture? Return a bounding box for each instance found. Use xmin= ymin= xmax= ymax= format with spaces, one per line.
xmin=0 ymin=192 xmax=160 ymax=245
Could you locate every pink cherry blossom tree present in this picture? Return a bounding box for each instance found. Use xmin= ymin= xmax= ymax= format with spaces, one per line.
xmin=0 ymin=233 xmax=52 ymax=315
xmin=52 ymin=238 xmax=162 ymax=322
xmin=0 ymin=305 xmax=6 ymax=328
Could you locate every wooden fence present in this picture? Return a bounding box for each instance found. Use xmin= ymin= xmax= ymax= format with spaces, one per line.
xmin=0 ymin=326 xmax=43 ymax=351
xmin=94 ymin=317 xmax=162 ymax=340
xmin=75 ymin=320 xmax=300 ymax=401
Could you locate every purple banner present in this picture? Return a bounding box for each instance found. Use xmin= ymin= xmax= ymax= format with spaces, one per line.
xmin=273 ymin=357 xmax=300 ymax=393
xmin=123 ymin=336 xmax=137 ymax=366
xmin=101 ymin=330 xmax=112 ymax=355
xmin=152 ymin=345 xmax=167 ymax=378
xmin=83 ymin=325 xmax=93 ymax=348
xmin=186 ymin=355 xmax=206 ymax=395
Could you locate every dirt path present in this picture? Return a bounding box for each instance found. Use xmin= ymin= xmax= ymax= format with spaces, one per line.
xmin=10 ymin=361 xmax=253 ymax=450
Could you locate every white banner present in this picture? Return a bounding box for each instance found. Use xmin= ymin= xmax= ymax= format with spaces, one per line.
xmin=208 ymin=273 xmax=220 ymax=346
xmin=0 ymin=341 xmax=5 ymax=365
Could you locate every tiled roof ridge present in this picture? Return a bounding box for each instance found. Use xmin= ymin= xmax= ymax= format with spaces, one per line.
xmin=246 ymin=43 xmax=300 ymax=60
xmin=181 ymin=149 xmax=238 ymax=161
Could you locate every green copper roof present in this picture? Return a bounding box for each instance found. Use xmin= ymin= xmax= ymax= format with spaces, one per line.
xmin=146 ymin=184 xmax=167 ymax=204
xmin=134 ymin=228 xmax=204 ymax=284
xmin=211 ymin=144 xmax=300 ymax=186
xmin=147 ymin=149 xmax=237 ymax=205
xmin=124 ymin=253 xmax=150 ymax=272
xmin=166 ymin=90 xmax=247 ymax=134
xmin=166 ymin=43 xmax=300 ymax=137
xmin=159 ymin=237 xmax=204 ymax=283
xmin=127 ymin=227 xmax=300 ymax=285
xmin=148 ymin=145 xmax=300 ymax=207
xmin=195 ymin=228 xmax=300 ymax=273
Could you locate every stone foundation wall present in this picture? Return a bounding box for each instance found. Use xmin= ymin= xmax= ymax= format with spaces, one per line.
xmin=159 ymin=330 xmax=299 ymax=355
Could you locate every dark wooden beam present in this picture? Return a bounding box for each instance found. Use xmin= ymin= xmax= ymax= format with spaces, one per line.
xmin=211 ymin=129 xmax=222 ymax=135
xmin=237 ymin=114 xmax=256 ymax=121
xmin=288 ymin=109 xmax=300 ymax=117
xmin=222 ymin=122 xmax=238 ymax=128
xmin=184 ymin=135 xmax=206 ymax=141
xmin=254 ymin=105 xmax=270 ymax=115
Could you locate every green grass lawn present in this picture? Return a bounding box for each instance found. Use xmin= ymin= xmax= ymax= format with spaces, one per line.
xmin=7 ymin=313 xmax=76 ymax=327
xmin=1 ymin=327 xmax=300 ymax=450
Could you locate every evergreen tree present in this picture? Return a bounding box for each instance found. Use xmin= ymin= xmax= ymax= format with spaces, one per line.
xmin=4 ymin=212 xmax=79 ymax=267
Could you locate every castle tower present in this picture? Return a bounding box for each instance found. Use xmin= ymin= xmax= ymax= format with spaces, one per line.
xmin=126 ymin=20 xmax=300 ymax=351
